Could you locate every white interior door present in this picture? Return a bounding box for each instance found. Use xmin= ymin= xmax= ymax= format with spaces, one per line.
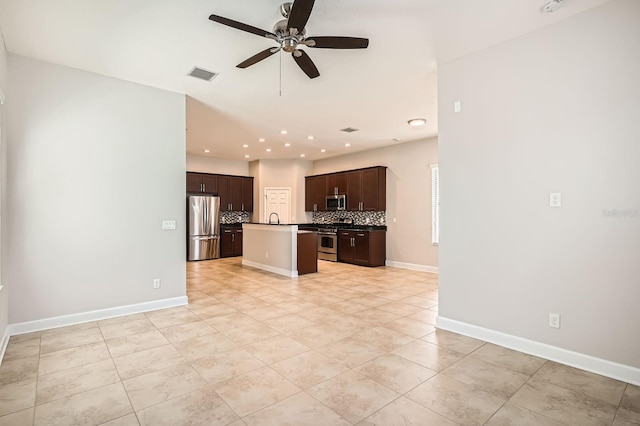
xmin=264 ymin=188 xmax=291 ymax=224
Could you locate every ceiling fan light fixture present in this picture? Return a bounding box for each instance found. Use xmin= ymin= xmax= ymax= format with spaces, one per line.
xmin=408 ymin=118 xmax=427 ymax=127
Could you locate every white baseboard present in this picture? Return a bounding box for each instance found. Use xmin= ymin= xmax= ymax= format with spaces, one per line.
xmin=0 ymin=331 xmax=9 ymax=365
xmin=386 ymin=260 xmax=438 ymax=274
xmin=437 ymin=316 xmax=640 ymax=387
xmin=242 ymin=259 xmax=298 ymax=278
xmin=6 ymin=296 xmax=188 ymax=337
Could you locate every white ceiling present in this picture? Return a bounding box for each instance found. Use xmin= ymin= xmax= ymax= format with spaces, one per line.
xmin=0 ymin=0 xmax=611 ymax=161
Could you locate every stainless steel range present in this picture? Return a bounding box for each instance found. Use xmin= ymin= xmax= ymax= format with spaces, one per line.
xmin=317 ymin=218 xmax=352 ymax=262
xmin=317 ymin=227 xmax=338 ymax=261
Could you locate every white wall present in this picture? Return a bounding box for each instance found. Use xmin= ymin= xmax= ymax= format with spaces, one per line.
xmin=0 ymin=29 xmax=9 ymax=344
xmin=313 ymin=138 xmax=439 ymax=270
xmin=186 ymin=154 xmax=249 ymax=176
xmin=6 ymin=55 xmax=187 ymax=324
xmin=439 ymin=0 xmax=640 ymax=371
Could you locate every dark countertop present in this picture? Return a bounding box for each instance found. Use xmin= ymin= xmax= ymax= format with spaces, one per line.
xmin=220 ymin=223 xmax=245 ymax=228
xmin=223 ymin=222 xmax=386 ymax=232
xmin=298 ymin=224 xmax=387 ymax=232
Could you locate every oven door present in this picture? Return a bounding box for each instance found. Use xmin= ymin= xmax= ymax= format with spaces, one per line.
xmin=317 ymin=232 xmax=337 ymax=255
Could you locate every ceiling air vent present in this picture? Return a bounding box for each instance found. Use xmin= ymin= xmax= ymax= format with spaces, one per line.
xmin=187 ymin=67 xmax=219 ymax=82
xmin=340 ymin=127 xmax=359 ymax=133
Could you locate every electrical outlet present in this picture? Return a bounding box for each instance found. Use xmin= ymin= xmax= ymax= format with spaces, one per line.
xmin=153 ymin=278 xmax=161 ymax=289
xmin=549 ymin=313 xmax=560 ymax=328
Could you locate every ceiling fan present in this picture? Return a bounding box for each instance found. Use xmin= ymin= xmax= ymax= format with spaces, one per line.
xmin=209 ymin=0 xmax=369 ymax=79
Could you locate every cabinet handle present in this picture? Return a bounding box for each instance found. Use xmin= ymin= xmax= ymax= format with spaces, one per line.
xmin=241 ymin=203 xmax=244 ymax=211
xmin=342 ymin=232 xmax=349 ymax=236
xmin=358 ymin=233 xmax=365 ymax=237
xmin=232 ymin=234 xmax=235 ymax=242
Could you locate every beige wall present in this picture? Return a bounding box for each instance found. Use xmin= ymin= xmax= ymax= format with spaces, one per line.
xmin=186 ymin=154 xmax=249 ymax=176
xmin=313 ymin=138 xmax=439 ymax=269
xmin=251 ymin=159 xmax=313 ymax=224
xmin=438 ymin=0 xmax=640 ymax=370
xmin=242 ymin=224 xmax=296 ymax=275
xmin=6 ymin=55 xmax=187 ymax=324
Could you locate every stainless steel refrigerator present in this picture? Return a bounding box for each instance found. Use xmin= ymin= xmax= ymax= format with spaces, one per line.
xmin=187 ymin=195 xmax=220 ymax=261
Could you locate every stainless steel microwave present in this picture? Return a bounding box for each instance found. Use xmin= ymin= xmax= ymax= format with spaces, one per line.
xmin=326 ymin=194 xmax=346 ymax=211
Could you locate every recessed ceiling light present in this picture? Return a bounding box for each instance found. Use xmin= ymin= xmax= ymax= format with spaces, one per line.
xmin=300 ymin=154 xmax=306 ymax=158
xmin=408 ymin=118 xmax=427 ymax=127
xmin=203 ymin=149 xmax=210 ymax=153
xmin=542 ymin=0 xmax=565 ymax=13
xmin=244 ymin=155 xmax=250 ymax=159
xmin=280 ymin=130 xmax=288 ymax=135
xmin=266 ymin=148 xmax=272 ymax=152
xmin=307 ymin=135 xmax=315 ymax=140
xmin=284 ymin=143 xmax=291 ymax=147
xmin=258 ymin=138 xmax=266 ymax=142
xmin=242 ymin=144 xmax=249 ymax=148
xmin=321 ymin=149 xmax=326 ymax=153
xmin=345 ymin=143 xmax=351 ymax=147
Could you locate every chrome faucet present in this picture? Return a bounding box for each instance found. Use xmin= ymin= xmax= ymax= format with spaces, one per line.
xmin=268 ymin=212 xmax=280 ymax=225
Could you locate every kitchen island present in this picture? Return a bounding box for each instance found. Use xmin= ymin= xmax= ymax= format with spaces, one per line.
xmin=242 ymin=223 xmax=317 ymax=277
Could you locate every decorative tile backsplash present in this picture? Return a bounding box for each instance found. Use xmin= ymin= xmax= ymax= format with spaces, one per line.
xmin=313 ymin=211 xmax=386 ymax=226
xmin=220 ymin=211 xmax=252 ymax=224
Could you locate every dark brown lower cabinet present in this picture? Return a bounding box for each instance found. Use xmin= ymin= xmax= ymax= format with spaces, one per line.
xmin=338 ymin=230 xmax=386 ymax=267
xmin=297 ymin=232 xmax=318 ymax=275
xmin=221 ymin=228 xmax=243 ymax=257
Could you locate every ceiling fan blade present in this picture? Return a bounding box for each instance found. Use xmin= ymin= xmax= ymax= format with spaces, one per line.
xmin=237 ymin=48 xmax=280 ymax=69
xmin=293 ymin=50 xmax=320 ymax=79
xmin=306 ymin=36 xmax=369 ymax=49
xmin=287 ymin=0 xmax=315 ymax=32
xmin=209 ymin=14 xmax=277 ymax=39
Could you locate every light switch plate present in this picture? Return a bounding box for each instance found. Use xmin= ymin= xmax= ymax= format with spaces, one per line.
xmin=162 ymin=220 xmax=177 ymax=230
xmin=454 ymin=100 xmax=462 ymax=113
xmin=549 ymin=192 xmax=562 ymax=207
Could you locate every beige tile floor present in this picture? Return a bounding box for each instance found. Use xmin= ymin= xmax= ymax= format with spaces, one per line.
xmin=0 ymin=258 xmax=638 ymax=425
